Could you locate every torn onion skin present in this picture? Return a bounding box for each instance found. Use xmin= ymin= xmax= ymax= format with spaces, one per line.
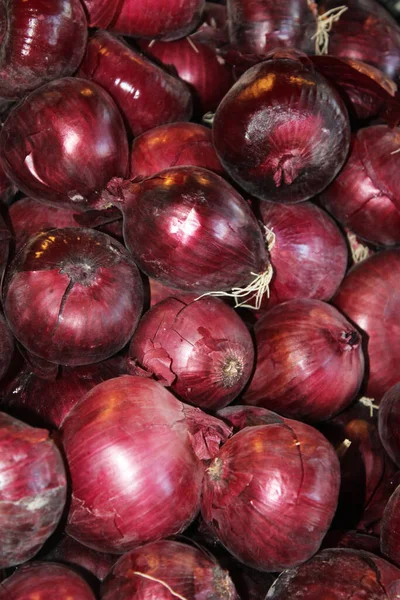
xmin=2 ymin=228 xmax=143 ymax=367
xmin=101 ymin=539 xmax=239 ymax=599
xmin=62 ymin=376 xmax=231 ymax=554
xmin=212 ymin=57 xmax=351 ymax=204
xmin=378 ymin=383 xmax=400 ymax=468
xmin=0 ymin=413 xmax=67 ymax=569
xmin=201 ymin=418 xmax=340 ymax=571
xmin=128 ymin=296 xmax=255 ymax=410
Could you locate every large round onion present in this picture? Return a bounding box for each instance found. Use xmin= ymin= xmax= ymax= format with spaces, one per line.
xmin=213 ymin=56 xmax=350 ymax=204
xmin=62 ymin=375 xmax=231 ymax=554
xmin=332 ymin=249 xmax=400 ymax=401
xmin=128 ymin=297 xmax=254 ymax=410
xmin=201 ymin=417 xmax=340 ymax=571
xmin=101 ymin=539 xmax=238 ymax=599
xmin=0 ymin=413 xmax=67 ymax=568
xmin=3 ymin=228 xmax=143 ymax=367
xmin=243 ymin=299 xmax=365 ymax=422
xmin=0 ymin=78 xmax=129 ymax=210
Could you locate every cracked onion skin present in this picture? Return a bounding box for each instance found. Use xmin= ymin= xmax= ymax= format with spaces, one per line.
xmin=78 ymin=31 xmax=193 ymax=138
xmin=62 ymin=375 xmax=231 ymax=554
xmin=0 ymin=0 xmax=88 ymax=101
xmin=212 ymin=57 xmax=350 ymax=204
xmin=0 ymin=413 xmax=67 ymax=569
xmin=2 ymin=228 xmax=143 ymax=367
xmin=128 ymin=296 xmax=254 ymax=411
xmin=101 ymin=539 xmax=239 ymax=600
xmin=242 ymin=299 xmax=365 ymax=422
xmin=201 ymin=418 xmax=340 ymax=572
xmin=265 ymin=548 xmax=400 ymax=598
xmin=0 ymin=78 xmax=129 ymax=210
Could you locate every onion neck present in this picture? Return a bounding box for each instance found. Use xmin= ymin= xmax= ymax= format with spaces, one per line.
xmin=339 ymin=329 xmax=361 ymax=351
xmin=95 ymin=176 xmax=140 ymax=211
xmin=221 ymin=357 xmax=243 ymax=388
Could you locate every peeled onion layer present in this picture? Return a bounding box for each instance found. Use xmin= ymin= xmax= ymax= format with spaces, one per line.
xmin=212 ymin=56 xmax=350 ymax=204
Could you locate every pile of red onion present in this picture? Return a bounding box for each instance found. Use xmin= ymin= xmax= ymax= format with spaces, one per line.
xmin=1 ymin=0 xmax=400 ymax=598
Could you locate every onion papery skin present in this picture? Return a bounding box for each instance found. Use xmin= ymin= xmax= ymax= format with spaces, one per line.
xmin=78 ymin=32 xmax=193 ymax=138
xmin=0 ymin=0 xmax=88 ymax=101
xmin=0 ymin=562 xmax=96 ymax=599
xmin=0 ymin=413 xmax=67 ymax=568
xmin=378 ymin=383 xmax=400 ymax=467
xmin=332 ymin=249 xmax=400 ymax=401
xmin=381 ymin=484 xmax=400 ymax=566
xmin=201 ymin=419 xmax=340 ymax=571
xmin=0 ymin=313 xmax=14 ymax=385
xmin=256 ymin=200 xmax=348 ymax=310
xmin=217 ymin=405 xmax=290 ymax=432
xmin=138 ymin=36 xmax=234 ymax=115
xmin=109 ymin=166 xmax=268 ymax=294
xmin=3 ymin=228 xmax=143 ymax=367
xmin=321 ymin=0 xmax=400 ymax=82
xmin=265 ymin=548 xmax=400 ymax=599
xmin=130 ymin=123 xmax=224 ymax=180
xmin=128 ymin=296 xmax=255 ymax=410
xmin=147 ymin=278 xmax=199 ymax=308
xmin=212 ymin=58 xmax=350 ymax=204
xmin=243 ymin=299 xmax=364 ymax=422
xmin=0 ymin=78 xmax=129 ymax=210
xmin=320 ymin=126 xmax=400 ymax=247
xmin=101 ymin=539 xmax=239 ymax=599
xmin=62 ymin=375 xmax=231 ymax=554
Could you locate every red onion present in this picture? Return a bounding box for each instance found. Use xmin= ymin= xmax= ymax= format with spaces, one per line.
xmin=243 ymin=299 xmax=364 ymax=422
xmin=130 ymin=123 xmax=224 ymax=179
xmin=201 ymin=418 xmax=340 ymax=571
xmin=101 ymin=539 xmax=238 ymax=599
xmin=381 ymin=484 xmax=400 ymax=566
xmin=0 ymin=413 xmax=67 ymax=568
xmin=102 ymin=167 xmax=270 ymax=307
xmin=256 ymin=200 xmax=348 ymax=310
xmin=320 ymin=126 xmax=400 ymax=247
xmin=0 ymin=313 xmax=14 ymax=385
xmin=265 ymin=548 xmax=400 ymax=598
xmin=378 ymin=383 xmax=400 ymax=467
xmin=0 ymin=0 xmax=88 ymax=101
xmin=0 ymin=78 xmax=129 ymax=210
xmin=3 ymin=228 xmax=143 ymax=367
xmin=139 ymin=35 xmax=234 ymax=115
xmin=128 ymin=296 xmax=254 ymax=410
xmin=332 ymin=249 xmax=400 ymax=401
xmin=78 ymin=31 xmax=193 ymax=138
xmin=0 ymin=562 xmax=96 ymax=599
xmin=213 ymin=55 xmax=350 ymax=204
xmin=62 ymin=375 xmax=231 ymax=553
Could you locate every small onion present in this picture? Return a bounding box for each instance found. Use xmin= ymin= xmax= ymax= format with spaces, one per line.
xmin=378 ymin=383 xmax=400 ymax=467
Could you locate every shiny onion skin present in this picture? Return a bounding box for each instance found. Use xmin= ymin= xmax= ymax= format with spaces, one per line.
xmin=265 ymin=548 xmax=400 ymax=599
xmin=138 ymin=36 xmax=234 ymax=115
xmin=3 ymin=228 xmax=143 ymax=367
xmin=320 ymin=126 xmax=400 ymax=247
xmin=130 ymin=123 xmax=224 ymax=179
xmin=78 ymin=32 xmax=193 ymax=138
xmin=101 ymin=540 xmax=239 ymax=599
xmin=256 ymin=200 xmax=348 ymax=310
xmin=104 ymin=166 xmax=268 ymax=295
xmin=0 ymin=313 xmax=14 ymax=385
xmin=332 ymin=249 xmax=400 ymax=401
xmin=0 ymin=78 xmax=129 ymax=210
xmin=0 ymin=562 xmax=96 ymax=599
xmin=378 ymin=383 xmax=400 ymax=467
xmin=128 ymin=297 xmax=255 ymax=410
xmin=0 ymin=0 xmax=88 ymax=101
xmin=213 ymin=58 xmax=351 ymax=204
xmin=243 ymin=299 xmax=364 ymax=422
xmin=62 ymin=376 xmax=231 ymax=554
xmin=381 ymin=484 xmax=400 ymax=566
xmin=0 ymin=413 xmax=67 ymax=568
xmin=201 ymin=419 xmax=340 ymax=571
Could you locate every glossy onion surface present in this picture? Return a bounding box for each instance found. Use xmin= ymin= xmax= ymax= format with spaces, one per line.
xmin=243 ymin=299 xmax=364 ymax=422
xmin=213 ymin=58 xmax=350 ymax=204
xmin=378 ymin=383 xmax=400 ymax=468
xmin=0 ymin=78 xmax=129 ymax=210
xmin=3 ymin=228 xmax=143 ymax=367
xmin=78 ymin=31 xmax=193 ymax=137
xmin=0 ymin=413 xmax=67 ymax=568
xmin=201 ymin=419 xmax=340 ymax=571
xmin=62 ymin=376 xmax=231 ymax=553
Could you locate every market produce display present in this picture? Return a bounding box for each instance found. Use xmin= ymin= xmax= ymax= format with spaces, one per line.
xmin=1 ymin=0 xmax=400 ymax=598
